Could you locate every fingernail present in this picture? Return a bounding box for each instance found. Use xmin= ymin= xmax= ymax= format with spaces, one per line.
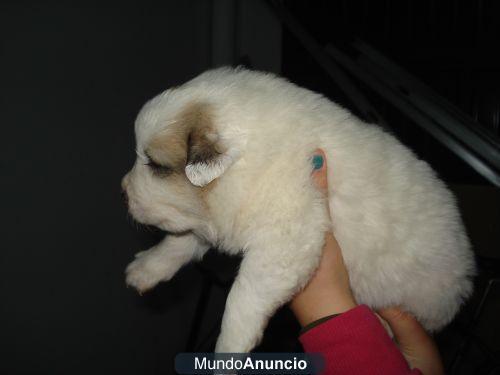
xmin=312 ymin=155 xmax=323 ymax=170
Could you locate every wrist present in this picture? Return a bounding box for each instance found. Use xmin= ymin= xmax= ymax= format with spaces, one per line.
xmin=291 ymin=290 xmax=357 ymax=327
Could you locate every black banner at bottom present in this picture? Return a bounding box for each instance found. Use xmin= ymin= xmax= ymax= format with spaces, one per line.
xmin=175 ymin=353 xmax=325 ymax=374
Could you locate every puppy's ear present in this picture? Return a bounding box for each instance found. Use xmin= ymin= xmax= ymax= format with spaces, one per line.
xmin=183 ymin=105 xmax=233 ymax=187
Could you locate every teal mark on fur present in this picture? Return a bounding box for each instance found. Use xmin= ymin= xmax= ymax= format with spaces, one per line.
xmin=312 ymin=155 xmax=323 ymax=170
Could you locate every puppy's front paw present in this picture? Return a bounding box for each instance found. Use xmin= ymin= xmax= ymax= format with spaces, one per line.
xmin=125 ymin=250 xmax=169 ymax=294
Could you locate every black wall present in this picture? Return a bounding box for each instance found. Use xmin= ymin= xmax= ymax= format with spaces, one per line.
xmin=1 ymin=2 xmax=215 ymax=374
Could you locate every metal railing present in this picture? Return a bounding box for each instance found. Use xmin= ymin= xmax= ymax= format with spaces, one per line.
xmin=269 ymin=0 xmax=500 ymax=187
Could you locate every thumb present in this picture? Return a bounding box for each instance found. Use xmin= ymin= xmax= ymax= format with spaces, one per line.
xmin=378 ymin=307 xmax=430 ymax=349
xmin=378 ymin=307 xmax=444 ymax=374
xmin=312 ymin=149 xmax=328 ymax=193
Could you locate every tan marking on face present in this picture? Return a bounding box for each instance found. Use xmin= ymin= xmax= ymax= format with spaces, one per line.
xmin=181 ymin=103 xmax=224 ymax=165
xmin=147 ymin=129 xmax=187 ymax=170
xmin=145 ymin=102 xmax=223 ymax=175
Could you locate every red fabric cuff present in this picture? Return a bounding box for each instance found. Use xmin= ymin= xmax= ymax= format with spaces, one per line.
xmin=299 ymin=305 xmax=421 ymax=375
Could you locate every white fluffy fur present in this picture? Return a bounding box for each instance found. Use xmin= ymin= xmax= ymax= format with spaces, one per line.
xmin=122 ymin=67 xmax=475 ymax=353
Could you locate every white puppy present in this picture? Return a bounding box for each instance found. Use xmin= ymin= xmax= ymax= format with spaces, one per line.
xmin=122 ymin=67 xmax=475 ymax=353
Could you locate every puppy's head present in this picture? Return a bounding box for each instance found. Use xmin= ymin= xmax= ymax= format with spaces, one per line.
xmin=122 ymin=94 xmax=232 ymax=238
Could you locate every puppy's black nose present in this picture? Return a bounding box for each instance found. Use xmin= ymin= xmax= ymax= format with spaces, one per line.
xmin=121 ymin=189 xmax=129 ymax=205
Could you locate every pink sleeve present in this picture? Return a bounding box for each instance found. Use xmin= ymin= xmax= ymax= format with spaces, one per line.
xmin=299 ymin=305 xmax=422 ymax=375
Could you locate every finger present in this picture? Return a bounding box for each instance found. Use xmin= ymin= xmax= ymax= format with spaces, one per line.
xmin=312 ymin=149 xmax=328 ymax=192
xmin=378 ymin=307 xmax=444 ymax=374
xmin=378 ymin=307 xmax=431 ymax=348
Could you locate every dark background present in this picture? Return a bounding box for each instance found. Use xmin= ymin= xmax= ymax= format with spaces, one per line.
xmin=1 ymin=1 xmax=499 ymax=374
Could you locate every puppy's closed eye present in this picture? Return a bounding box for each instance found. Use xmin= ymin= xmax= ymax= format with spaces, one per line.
xmin=145 ymin=154 xmax=173 ymax=177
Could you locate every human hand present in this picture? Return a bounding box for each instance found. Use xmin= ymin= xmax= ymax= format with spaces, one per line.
xmin=291 ymin=149 xmax=445 ymax=374
xmin=290 ymin=149 xmax=357 ymax=327
xmin=378 ymin=307 xmax=445 ymax=375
